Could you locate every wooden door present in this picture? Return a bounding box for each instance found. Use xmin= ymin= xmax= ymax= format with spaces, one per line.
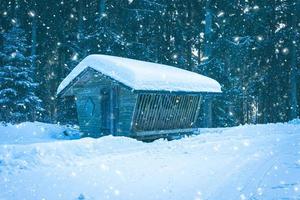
xmin=101 ymin=87 xmax=119 ymax=135
xmin=101 ymin=88 xmax=110 ymax=134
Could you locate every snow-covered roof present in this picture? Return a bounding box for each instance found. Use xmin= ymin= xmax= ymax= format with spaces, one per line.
xmin=57 ymin=54 xmax=222 ymax=95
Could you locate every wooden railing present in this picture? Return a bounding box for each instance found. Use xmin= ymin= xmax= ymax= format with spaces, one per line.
xmin=132 ymin=94 xmax=201 ymax=131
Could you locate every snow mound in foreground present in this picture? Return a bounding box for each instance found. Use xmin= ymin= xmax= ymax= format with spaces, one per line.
xmin=288 ymin=118 xmax=300 ymax=125
xmin=0 ymin=121 xmax=81 ymax=145
xmin=0 ymin=121 xmax=300 ymax=200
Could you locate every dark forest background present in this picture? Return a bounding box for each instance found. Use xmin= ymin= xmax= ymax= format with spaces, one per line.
xmin=0 ymin=0 xmax=300 ymax=127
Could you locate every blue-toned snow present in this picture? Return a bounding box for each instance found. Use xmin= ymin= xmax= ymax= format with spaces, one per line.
xmin=57 ymin=54 xmax=222 ymax=95
xmin=0 ymin=121 xmax=300 ymax=199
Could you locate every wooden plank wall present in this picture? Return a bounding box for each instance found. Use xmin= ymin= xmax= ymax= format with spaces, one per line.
xmin=75 ymin=86 xmax=102 ymax=137
xmin=72 ymin=71 xmax=112 ymax=137
xmin=116 ymin=87 xmax=138 ymax=136
xmin=69 ymin=69 xmax=138 ymax=137
xmin=132 ymin=94 xmax=201 ymax=132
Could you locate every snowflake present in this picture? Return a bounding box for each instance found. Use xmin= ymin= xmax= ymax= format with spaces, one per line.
xmin=282 ymin=48 xmax=289 ymax=55
xmin=275 ymin=23 xmax=286 ymax=33
xmin=114 ymin=190 xmax=120 ymax=196
xmin=71 ymin=53 xmax=79 ymax=61
xmin=11 ymin=18 xmax=17 ymax=24
xmin=257 ymin=36 xmax=263 ymax=41
xmin=257 ymin=187 xmax=263 ymax=195
xmin=28 ymin=11 xmax=35 ymax=17
xmin=217 ymin=11 xmax=224 ymax=17
xmin=243 ymin=6 xmax=250 ymax=14
xmin=10 ymin=52 xmax=17 ymax=58
xmin=253 ymin=5 xmax=259 ymax=10
xmin=240 ymin=194 xmax=246 ymax=200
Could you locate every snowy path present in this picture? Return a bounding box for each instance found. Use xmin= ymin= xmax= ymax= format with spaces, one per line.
xmin=0 ymin=122 xmax=300 ymax=200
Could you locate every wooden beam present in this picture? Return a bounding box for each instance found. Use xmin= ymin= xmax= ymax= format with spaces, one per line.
xmin=135 ymin=128 xmax=198 ymax=137
xmin=192 ymin=96 xmax=202 ymax=127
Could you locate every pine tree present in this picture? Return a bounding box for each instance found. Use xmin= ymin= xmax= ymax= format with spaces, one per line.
xmin=88 ymin=0 xmax=126 ymax=56
xmin=0 ymin=25 xmax=43 ymax=123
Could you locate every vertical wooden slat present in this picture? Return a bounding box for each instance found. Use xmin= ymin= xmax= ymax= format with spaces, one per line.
xmin=141 ymin=94 xmax=150 ymax=130
xmin=192 ymin=96 xmax=202 ymax=127
xmin=164 ymin=95 xmax=174 ymax=129
xmin=157 ymin=95 xmax=166 ymax=129
xmin=144 ymin=94 xmax=152 ymax=130
xmin=183 ymin=96 xmax=192 ymax=127
xmin=176 ymin=96 xmax=184 ymax=128
xmin=145 ymin=94 xmax=154 ymax=130
xmin=156 ymin=95 xmax=164 ymax=130
xmin=149 ymin=94 xmax=158 ymax=130
xmin=185 ymin=96 xmax=194 ymax=127
xmin=173 ymin=96 xmax=182 ymax=128
xmin=169 ymin=95 xmax=176 ymax=129
xmin=112 ymin=85 xmax=120 ymax=134
xmin=175 ymin=96 xmax=184 ymax=128
xmin=144 ymin=94 xmax=154 ymax=130
xmin=162 ymin=95 xmax=171 ymax=129
xmin=191 ymin=96 xmax=200 ymax=125
xmin=147 ymin=94 xmax=154 ymax=130
xmin=187 ymin=96 xmax=197 ymax=127
xmin=156 ymin=95 xmax=165 ymax=129
xmin=188 ymin=96 xmax=197 ymax=126
xmin=131 ymin=94 xmax=141 ymax=131
xmin=180 ymin=96 xmax=187 ymax=127
xmin=179 ymin=96 xmax=188 ymax=127
xmin=135 ymin=94 xmax=145 ymax=131
xmin=150 ymin=94 xmax=159 ymax=130
xmin=109 ymin=86 xmax=114 ymax=134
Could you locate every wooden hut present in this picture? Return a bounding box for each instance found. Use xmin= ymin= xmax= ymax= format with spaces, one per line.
xmin=57 ymin=54 xmax=221 ymax=140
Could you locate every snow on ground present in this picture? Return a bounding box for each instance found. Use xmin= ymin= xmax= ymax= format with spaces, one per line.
xmin=0 ymin=122 xmax=81 ymax=145
xmin=0 ymin=121 xmax=300 ymax=200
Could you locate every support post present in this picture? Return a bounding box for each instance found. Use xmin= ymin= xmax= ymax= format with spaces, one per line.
xmin=203 ymin=97 xmax=212 ymax=128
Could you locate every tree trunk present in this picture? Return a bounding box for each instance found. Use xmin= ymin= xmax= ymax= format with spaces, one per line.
xmin=31 ymin=14 xmax=37 ymax=75
xmin=290 ymin=1 xmax=299 ymax=119
xmin=203 ymin=97 xmax=212 ymax=127
xmin=204 ymin=0 xmax=212 ymax=58
xmin=99 ymin=0 xmax=106 ymax=16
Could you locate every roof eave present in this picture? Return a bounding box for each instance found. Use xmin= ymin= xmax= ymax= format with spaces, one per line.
xmin=57 ymin=66 xmax=222 ymax=97
xmin=132 ymin=89 xmax=222 ymax=96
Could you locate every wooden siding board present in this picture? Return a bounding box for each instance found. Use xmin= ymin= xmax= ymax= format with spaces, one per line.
xmin=76 ymin=94 xmax=102 ymax=137
xmin=173 ymin=96 xmax=183 ymax=128
xmin=192 ymin=96 xmax=202 ymax=126
xmin=188 ymin=97 xmax=197 ymax=125
xmin=179 ymin=96 xmax=187 ymax=127
xmin=155 ymin=95 xmax=164 ymax=129
xmin=185 ymin=96 xmax=195 ymax=127
xmin=118 ymin=87 xmax=137 ymax=135
xmin=73 ymin=72 xmax=119 ymax=137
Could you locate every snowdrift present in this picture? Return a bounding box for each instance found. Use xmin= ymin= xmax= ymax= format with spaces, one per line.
xmin=0 ymin=121 xmax=300 ymax=200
